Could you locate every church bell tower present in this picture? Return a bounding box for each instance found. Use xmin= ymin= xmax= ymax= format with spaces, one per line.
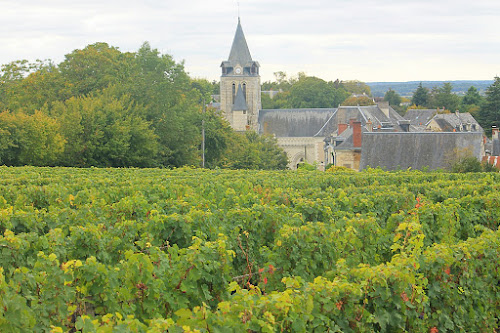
xmin=220 ymin=18 xmax=261 ymax=131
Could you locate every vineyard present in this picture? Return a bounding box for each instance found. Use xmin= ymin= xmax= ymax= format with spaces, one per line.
xmin=0 ymin=167 xmax=499 ymax=332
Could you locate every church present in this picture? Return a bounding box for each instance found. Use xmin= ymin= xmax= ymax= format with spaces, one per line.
xmin=219 ymin=19 xmax=484 ymax=170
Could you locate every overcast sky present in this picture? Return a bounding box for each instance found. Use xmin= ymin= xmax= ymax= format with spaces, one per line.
xmin=2 ymin=0 xmax=500 ymax=83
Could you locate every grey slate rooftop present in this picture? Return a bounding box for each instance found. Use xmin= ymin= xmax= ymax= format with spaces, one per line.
xmin=228 ymin=18 xmax=252 ymax=66
xmin=404 ymin=109 xmax=437 ymax=127
xmin=360 ymin=132 xmax=484 ymax=171
xmin=258 ymin=104 xmax=410 ymax=138
xmin=232 ymin=84 xmax=248 ymax=111
xmin=258 ymin=108 xmax=337 ymax=137
xmin=431 ymin=112 xmax=482 ymax=132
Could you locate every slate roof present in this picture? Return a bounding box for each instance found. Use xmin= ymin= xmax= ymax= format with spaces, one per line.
xmin=360 ymin=132 xmax=484 ymax=171
xmin=433 ymin=118 xmax=455 ymax=132
xmin=228 ymin=18 xmax=252 ymax=67
xmin=258 ymin=108 xmax=337 ymax=137
xmin=258 ymin=104 xmax=409 ymax=138
xmin=316 ymin=105 xmax=406 ymax=135
xmin=232 ymin=84 xmax=248 ymax=111
xmin=430 ymin=112 xmax=482 ymax=132
xmin=404 ymin=109 xmax=436 ymax=127
xmin=335 ymin=127 xmax=357 ymax=150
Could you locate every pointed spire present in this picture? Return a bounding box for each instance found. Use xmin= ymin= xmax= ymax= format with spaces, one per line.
xmin=228 ymin=18 xmax=252 ymax=66
xmin=232 ymin=84 xmax=248 ymax=111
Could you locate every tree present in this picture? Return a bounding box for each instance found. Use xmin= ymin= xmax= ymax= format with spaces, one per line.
xmin=384 ymin=89 xmax=402 ymax=107
xmin=461 ymin=86 xmax=484 ymax=114
xmin=289 ymin=76 xmax=348 ymax=108
xmin=428 ymin=82 xmax=460 ymax=111
xmin=51 ymin=89 xmax=158 ymax=167
xmin=221 ymin=131 xmax=288 ymax=170
xmin=478 ymin=76 xmax=500 ymax=137
xmin=200 ymin=107 xmax=233 ymax=168
xmin=341 ymin=80 xmax=371 ymax=96
xmin=261 ymin=91 xmax=291 ymax=109
xmin=0 ymin=110 xmax=65 ymax=166
xmin=0 ymin=60 xmax=66 ymax=112
xmin=261 ymin=71 xmax=296 ymax=91
xmin=59 ymin=42 xmax=134 ymax=97
xmin=341 ymin=95 xmax=375 ymax=106
xmin=448 ymin=148 xmax=482 ymax=173
xmin=124 ymin=42 xmax=202 ymax=167
xmin=411 ymin=83 xmax=429 ymax=107
xmin=462 ymin=86 xmax=482 ymax=106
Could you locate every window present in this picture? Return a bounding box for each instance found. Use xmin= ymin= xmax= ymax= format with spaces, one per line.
xmin=242 ymin=83 xmax=247 ymax=101
xmin=232 ymin=83 xmax=236 ymax=104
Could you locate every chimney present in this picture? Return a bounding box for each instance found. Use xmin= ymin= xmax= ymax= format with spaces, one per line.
xmin=338 ymin=123 xmax=348 ymax=135
xmin=352 ymin=121 xmax=362 ymax=148
xmin=349 ymin=118 xmax=357 ymax=128
xmin=398 ymin=119 xmax=411 ymax=132
xmin=493 ymin=126 xmax=499 ymax=140
xmin=367 ymin=119 xmax=373 ymax=132
xmin=377 ymin=101 xmax=390 ymax=118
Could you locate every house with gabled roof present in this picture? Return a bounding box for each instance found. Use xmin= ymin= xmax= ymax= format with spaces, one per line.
xmin=426 ymin=112 xmax=482 ymax=133
xmin=403 ymin=109 xmax=437 ymax=131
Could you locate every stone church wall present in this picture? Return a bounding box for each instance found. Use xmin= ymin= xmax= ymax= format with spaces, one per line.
xmin=277 ymin=137 xmax=326 ymax=169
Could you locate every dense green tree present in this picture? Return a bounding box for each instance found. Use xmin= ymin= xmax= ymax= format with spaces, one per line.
xmin=0 ymin=43 xmax=289 ymax=170
xmin=384 ymin=89 xmax=402 ymax=107
xmin=0 ymin=110 xmax=65 ymax=166
xmin=261 ymin=71 xmax=297 ymax=91
xmin=411 ymin=83 xmax=429 ymax=107
xmin=221 ymin=131 xmax=288 ymax=170
xmin=478 ymin=76 xmax=500 ymax=136
xmin=341 ymin=80 xmax=371 ymax=96
xmin=59 ymin=42 xmax=134 ymax=97
xmin=461 ymin=86 xmax=484 ymax=115
xmin=289 ymin=76 xmax=348 ymax=108
xmin=51 ymin=89 xmax=158 ymax=167
xmin=462 ymin=86 xmax=483 ymax=106
xmin=341 ymin=95 xmax=375 ymax=106
xmin=428 ymin=82 xmax=460 ymax=111
xmin=261 ymin=91 xmax=291 ymax=109
xmin=0 ymin=60 xmax=67 ymax=112
xmin=121 ymin=43 xmax=201 ymax=166
xmin=200 ymin=108 xmax=233 ymax=168
xmin=190 ymin=78 xmax=214 ymax=103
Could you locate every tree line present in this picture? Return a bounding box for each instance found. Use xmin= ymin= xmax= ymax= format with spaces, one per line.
xmin=261 ymin=72 xmax=375 ymax=109
xmin=0 ymin=43 xmax=288 ymax=169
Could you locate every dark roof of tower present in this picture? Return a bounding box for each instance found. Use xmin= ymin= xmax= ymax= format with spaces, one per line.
xmin=232 ymin=84 xmax=248 ymax=111
xmin=228 ymin=18 xmax=253 ymax=66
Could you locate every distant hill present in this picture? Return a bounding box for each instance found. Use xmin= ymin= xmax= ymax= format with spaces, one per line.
xmin=367 ymin=80 xmax=494 ymax=98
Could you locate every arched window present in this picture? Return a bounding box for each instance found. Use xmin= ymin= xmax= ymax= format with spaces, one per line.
xmin=242 ymin=83 xmax=247 ymax=101
xmin=232 ymin=83 xmax=236 ymax=104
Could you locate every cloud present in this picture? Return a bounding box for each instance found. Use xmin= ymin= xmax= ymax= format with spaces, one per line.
xmin=1 ymin=0 xmax=500 ymax=82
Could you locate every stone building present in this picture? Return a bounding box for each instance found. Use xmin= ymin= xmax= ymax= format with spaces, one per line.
xmin=219 ymin=19 xmax=485 ymax=171
xmin=219 ymin=19 xmax=410 ymax=170
xmin=220 ymin=18 xmax=261 ymax=131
